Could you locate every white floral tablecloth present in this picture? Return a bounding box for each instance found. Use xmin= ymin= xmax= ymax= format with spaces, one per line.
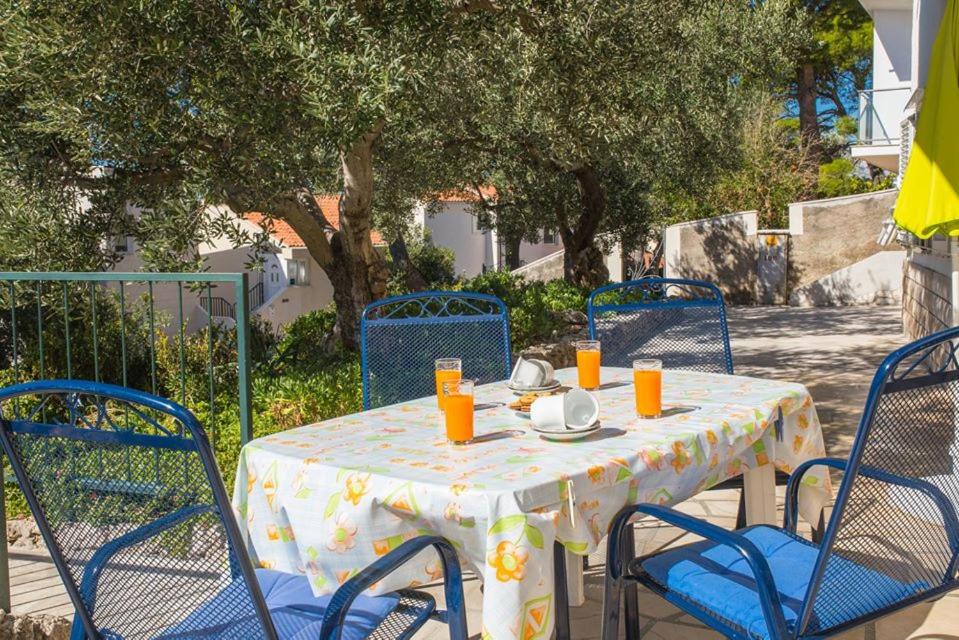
xmin=233 ymin=367 xmax=831 ymax=640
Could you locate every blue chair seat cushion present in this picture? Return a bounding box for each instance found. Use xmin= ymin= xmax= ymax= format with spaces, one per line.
xmin=157 ymin=569 xmax=401 ymax=640
xmin=639 ymin=525 xmax=927 ymax=639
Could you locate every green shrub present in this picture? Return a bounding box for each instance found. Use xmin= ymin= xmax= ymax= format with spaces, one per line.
xmin=386 ymin=232 xmax=458 ymax=294
xmin=817 ymin=158 xmax=894 ymax=199
xmin=462 ymin=270 xmax=589 ymax=349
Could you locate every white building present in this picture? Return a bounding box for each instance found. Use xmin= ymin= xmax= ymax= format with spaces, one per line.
xmin=113 ymin=190 xmax=567 ymax=333
xmin=854 ymin=0 xmax=951 ymax=338
xmin=113 ymin=196 xmax=366 ymax=331
xmin=413 ymin=188 xmax=562 ymax=277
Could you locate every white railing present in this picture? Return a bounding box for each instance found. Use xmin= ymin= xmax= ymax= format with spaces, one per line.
xmin=857 ymin=87 xmax=911 ymax=145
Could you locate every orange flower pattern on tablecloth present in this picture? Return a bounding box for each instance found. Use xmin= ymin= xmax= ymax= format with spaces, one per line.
xmin=343 ymin=473 xmax=370 ymax=505
xmin=233 ymin=367 xmax=831 ymax=640
xmin=671 ymin=440 xmax=692 ymax=473
xmin=488 ymin=541 xmax=530 ymax=582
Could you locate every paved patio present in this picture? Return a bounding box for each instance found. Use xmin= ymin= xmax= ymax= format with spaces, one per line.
xmin=10 ymin=305 xmax=959 ymax=639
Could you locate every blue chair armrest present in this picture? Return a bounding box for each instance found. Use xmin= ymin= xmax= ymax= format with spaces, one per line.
xmin=784 ymin=458 xmax=959 ymax=552
xmin=319 ymin=535 xmax=468 ymax=640
xmin=608 ymin=503 xmax=790 ymax=639
xmin=79 ymin=504 xmax=215 ymax=609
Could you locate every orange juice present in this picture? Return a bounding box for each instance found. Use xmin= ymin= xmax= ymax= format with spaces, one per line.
xmin=633 ymin=369 xmax=662 ymax=418
xmin=576 ymin=349 xmax=601 ymax=390
xmin=435 ymin=368 xmax=461 ymax=410
xmin=444 ymin=393 xmax=474 ymax=443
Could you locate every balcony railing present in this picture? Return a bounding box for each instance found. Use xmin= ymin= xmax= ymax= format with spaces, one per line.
xmin=857 ymin=87 xmax=911 ymax=146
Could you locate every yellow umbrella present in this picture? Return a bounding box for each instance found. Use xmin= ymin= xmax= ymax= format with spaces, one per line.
xmin=893 ymin=0 xmax=959 ymax=238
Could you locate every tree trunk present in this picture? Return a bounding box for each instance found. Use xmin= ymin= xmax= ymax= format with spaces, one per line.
xmin=504 ymin=234 xmax=522 ymax=270
xmin=330 ymin=124 xmax=390 ymax=350
xmin=389 ymin=232 xmax=427 ymax=291
xmin=796 ymin=64 xmax=821 ymax=160
xmin=560 ymin=165 xmax=609 ymax=288
xmin=258 ymin=125 xmax=388 ymax=352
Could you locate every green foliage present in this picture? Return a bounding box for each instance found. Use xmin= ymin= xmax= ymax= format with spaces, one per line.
xmin=817 ymin=158 xmax=894 ymax=199
xmin=802 ymin=0 xmax=873 ymax=122
xmin=386 ymin=231 xmax=457 ymax=295
xmin=834 ymin=115 xmax=858 ymax=138
xmin=462 ymin=271 xmax=588 ymax=349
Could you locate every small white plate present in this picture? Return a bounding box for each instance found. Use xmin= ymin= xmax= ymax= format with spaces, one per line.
xmin=508 ymin=380 xmax=561 ymax=394
xmin=512 ymin=409 xmax=531 ymax=420
xmin=532 ymin=422 xmax=601 ymax=442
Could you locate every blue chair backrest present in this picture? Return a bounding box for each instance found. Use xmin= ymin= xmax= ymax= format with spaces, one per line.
xmin=0 ymin=380 xmax=276 ymax=640
xmin=798 ymin=327 xmax=959 ymax=635
xmin=587 ymin=278 xmax=733 ymax=373
xmin=361 ymin=291 xmax=512 ymax=409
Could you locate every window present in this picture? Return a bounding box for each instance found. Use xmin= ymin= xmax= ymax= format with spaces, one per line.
xmin=543 ymin=228 xmax=557 ymax=244
xmin=113 ymin=215 xmax=135 ymax=253
xmin=288 ymin=259 xmax=309 ymax=286
xmin=470 ymin=215 xmax=482 ymax=234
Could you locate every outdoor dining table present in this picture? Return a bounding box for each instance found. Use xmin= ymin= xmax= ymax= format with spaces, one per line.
xmin=233 ymin=366 xmax=832 ymax=640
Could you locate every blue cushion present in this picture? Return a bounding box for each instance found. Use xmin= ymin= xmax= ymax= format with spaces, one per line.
xmin=156 ymin=569 xmax=399 ymax=640
xmin=641 ymin=525 xmax=926 ymax=639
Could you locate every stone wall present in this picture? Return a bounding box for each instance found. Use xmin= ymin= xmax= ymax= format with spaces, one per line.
xmin=664 ymin=190 xmax=902 ymax=306
xmin=512 ymin=250 xmax=565 ymax=282
xmin=902 ymin=259 xmax=952 ymax=341
xmin=663 ymin=211 xmax=759 ymax=304
xmin=787 ymin=189 xmax=899 ymax=292
xmin=0 ymin=615 xmax=70 ymax=640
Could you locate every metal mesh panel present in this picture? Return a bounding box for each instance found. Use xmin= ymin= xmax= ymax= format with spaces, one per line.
xmin=0 ymin=389 xmax=271 ymax=639
xmin=589 ymin=279 xmax=732 ymax=373
xmin=368 ymin=590 xmax=436 ymax=640
xmin=806 ymin=338 xmax=959 ymax=633
xmin=362 ymin=292 xmax=511 ymax=409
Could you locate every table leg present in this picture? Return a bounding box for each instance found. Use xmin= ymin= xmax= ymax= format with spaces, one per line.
xmin=566 ymin=548 xmax=585 ymax=606
xmin=743 ymin=463 xmax=777 ymax=525
xmin=553 ymin=542 xmax=571 ymax=640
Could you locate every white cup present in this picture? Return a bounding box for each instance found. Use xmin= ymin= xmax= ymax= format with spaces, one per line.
xmin=529 ymin=359 xmax=554 ymax=385
xmin=511 ymin=357 xmax=549 ymax=388
xmin=530 ymin=389 xmax=599 ymax=430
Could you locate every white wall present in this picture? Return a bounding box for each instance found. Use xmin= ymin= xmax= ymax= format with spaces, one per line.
xmin=255 ymin=248 xmax=335 ymax=329
xmin=913 ymin=0 xmax=948 ymax=90
xmin=874 ymin=9 xmax=913 ymax=89
xmin=421 ymin=200 xmax=572 ymax=277
xmin=518 ymin=235 xmax=561 ymax=266
xmin=423 ymin=201 xmax=491 ymax=276
xmin=866 ymin=10 xmax=914 ymax=144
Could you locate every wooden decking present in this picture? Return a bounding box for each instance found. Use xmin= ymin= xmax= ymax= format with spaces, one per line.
xmin=8 ymin=549 xmax=74 ymax=619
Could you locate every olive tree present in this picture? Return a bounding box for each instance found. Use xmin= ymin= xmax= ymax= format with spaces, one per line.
xmin=0 ymin=0 xmax=482 ymax=348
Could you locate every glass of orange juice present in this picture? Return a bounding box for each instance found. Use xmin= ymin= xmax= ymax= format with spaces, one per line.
xmin=435 ymin=358 xmax=462 ymax=411
xmin=574 ymin=340 xmax=601 ymax=390
xmin=442 ymin=379 xmax=474 ymax=445
xmin=633 ymin=359 xmax=662 ymax=419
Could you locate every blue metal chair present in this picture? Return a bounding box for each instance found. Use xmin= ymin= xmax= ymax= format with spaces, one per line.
xmin=361 ymin=291 xmax=512 ymax=410
xmin=587 ymin=278 xmax=733 ymax=374
xmin=0 ymin=380 xmax=468 ymax=640
xmin=588 ymin=277 xmax=777 ymax=531
xmin=601 ymin=326 xmax=959 ymax=640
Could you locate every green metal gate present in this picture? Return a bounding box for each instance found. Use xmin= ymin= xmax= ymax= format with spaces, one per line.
xmin=0 ymin=272 xmax=256 ymax=612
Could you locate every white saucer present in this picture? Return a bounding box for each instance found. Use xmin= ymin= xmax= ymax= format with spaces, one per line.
xmin=532 ymin=421 xmax=601 ymax=442
xmin=508 ymin=379 xmax=562 ymax=394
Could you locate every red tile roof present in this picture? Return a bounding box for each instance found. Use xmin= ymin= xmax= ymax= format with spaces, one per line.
xmin=244 ymin=195 xmax=385 ymax=248
xmin=244 ymin=212 xmax=306 ymax=248
xmin=434 ymin=185 xmax=497 ymax=202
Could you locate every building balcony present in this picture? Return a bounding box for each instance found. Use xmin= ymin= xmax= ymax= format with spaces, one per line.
xmin=851 ymin=86 xmax=912 ymax=171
